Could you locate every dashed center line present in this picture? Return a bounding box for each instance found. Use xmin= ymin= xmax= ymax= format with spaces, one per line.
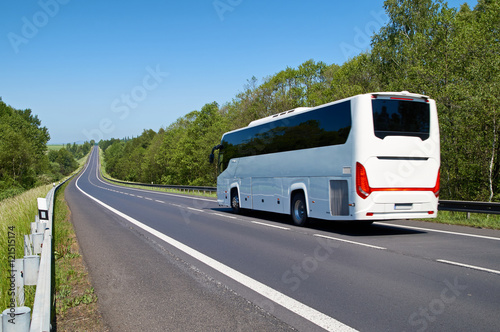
xmin=77 ymin=169 xmax=358 ymax=332
xmin=212 ymin=213 xmax=238 ymax=219
xmin=90 ymin=161 xmax=499 ymax=278
xmin=313 ymin=234 xmax=387 ymax=250
xmin=251 ymin=221 xmax=290 ymax=230
xmin=187 ymin=207 xmax=204 ymax=212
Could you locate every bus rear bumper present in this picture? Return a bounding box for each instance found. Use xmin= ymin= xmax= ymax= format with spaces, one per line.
xmin=355 ymin=192 xmax=438 ymax=220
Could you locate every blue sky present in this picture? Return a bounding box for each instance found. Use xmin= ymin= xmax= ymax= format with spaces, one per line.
xmin=0 ymin=0 xmax=476 ymax=144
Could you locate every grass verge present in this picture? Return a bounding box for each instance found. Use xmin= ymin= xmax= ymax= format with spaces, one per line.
xmin=53 ymin=180 xmax=108 ymax=331
xmin=427 ymin=210 xmax=500 ymax=230
xmin=0 ymin=184 xmax=52 ymax=310
xmin=47 ymin=144 xmax=65 ymax=151
xmin=98 ymin=147 xmax=217 ymax=198
xmin=98 ymin=148 xmax=499 ymax=230
xmin=0 ymin=151 xmax=107 ymax=329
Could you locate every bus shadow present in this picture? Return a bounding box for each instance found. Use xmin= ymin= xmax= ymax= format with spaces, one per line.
xmin=210 ymin=208 xmax=425 ymax=237
xmin=307 ymin=219 xmax=425 ymax=237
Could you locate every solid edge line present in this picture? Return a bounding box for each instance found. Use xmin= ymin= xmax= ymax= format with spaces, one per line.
xmin=94 ymin=153 xmax=216 ymax=203
xmin=313 ymin=234 xmax=387 ymax=250
xmin=75 ymin=166 xmax=357 ymax=332
xmin=436 ymin=259 xmax=500 ymax=275
xmin=377 ymin=222 xmax=500 ymax=241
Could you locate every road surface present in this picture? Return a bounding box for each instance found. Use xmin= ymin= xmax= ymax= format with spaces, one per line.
xmin=64 ymin=147 xmax=500 ymax=331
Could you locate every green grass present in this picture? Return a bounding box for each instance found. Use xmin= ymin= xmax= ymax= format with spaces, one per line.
xmin=47 ymin=144 xmax=65 ymax=151
xmin=98 ymin=148 xmax=500 ymax=229
xmin=76 ymin=154 xmax=88 ymax=168
xmin=428 ymin=211 xmax=500 ymax=230
xmin=53 ymin=181 xmax=98 ymax=318
xmin=51 ymin=178 xmax=105 ymax=331
xmin=105 ymin=181 xmax=217 ymax=198
xmin=0 ymin=183 xmax=52 ymax=310
xmin=0 ymin=151 xmax=91 ymax=314
xmin=98 ymin=148 xmax=217 ymax=198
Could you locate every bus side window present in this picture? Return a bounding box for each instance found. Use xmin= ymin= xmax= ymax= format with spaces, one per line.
xmin=218 ymin=152 xmax=225 ymax=175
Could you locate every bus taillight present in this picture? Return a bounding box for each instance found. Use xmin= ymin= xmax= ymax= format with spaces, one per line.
xmin=433 ymin=170 xmax=440 ymax=197
xmin=356 ymin=162 xmax=371 ymax=199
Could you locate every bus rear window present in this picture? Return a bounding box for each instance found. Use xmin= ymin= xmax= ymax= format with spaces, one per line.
xmin=372 ymin=99 xmax=430 ymax=140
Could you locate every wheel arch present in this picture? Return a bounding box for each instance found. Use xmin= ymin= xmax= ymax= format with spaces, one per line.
xmin=289 ymin=182 xmax=309 ymax=217
xmin=230 ymin=182 xmax=240 ymax=198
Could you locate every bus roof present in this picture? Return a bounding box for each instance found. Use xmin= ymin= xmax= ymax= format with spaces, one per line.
xmin=223 ymin=91 xmax=431 ymax=137
xmin=247 ymin=107 xmax=311 ymax=127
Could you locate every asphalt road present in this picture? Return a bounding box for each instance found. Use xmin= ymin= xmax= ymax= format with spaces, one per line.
xmin=65 ymin=147 xmax=500 ymax=331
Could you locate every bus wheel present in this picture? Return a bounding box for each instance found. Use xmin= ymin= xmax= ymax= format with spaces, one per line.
xmin=231 ymin=189 xmax=240 ymax=214
xmin=291 ymin=193 xmax=307 ymax=226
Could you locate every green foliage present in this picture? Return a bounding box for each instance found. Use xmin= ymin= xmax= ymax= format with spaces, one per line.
xmin=64 ymin=141 xmax=93 ymax=160
xmin=0 ymin=100 xmax=50 ymax=197
xmin=50 ymin=148 xmax=78 ymax=175
xmin=0 ymin=99 xmax=94 ymax=199
xmin=99 ymin=0 xmax=500 ymax=201
xmin=0 ymin=183 xmax=52 ymax=310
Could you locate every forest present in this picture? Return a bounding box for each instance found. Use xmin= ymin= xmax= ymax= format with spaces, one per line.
xmin=0 ymin=98 xmax=94 ymax=199
xmin=98 ymin=0 xmax=498 ymax=201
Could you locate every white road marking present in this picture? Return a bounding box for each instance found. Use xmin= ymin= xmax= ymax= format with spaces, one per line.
xmin=313 ymin=234 xmax=387 ymax=250
xmin=251 ymin=221 xmax=290 ymax=230
xmin=377 ymin=222 xmax=500 ymax=241
xmin=211 ymin=213 xmax=238 ymax=219
xmin=436 ymin=259 xmax=500 ymax=275
xmin=95 ymin=163 xmax=216 ymax=203
xmin=75 ymin=165 xmax=358 ymax=332
xmin=187 ymin=207 xmax=204 ymax=212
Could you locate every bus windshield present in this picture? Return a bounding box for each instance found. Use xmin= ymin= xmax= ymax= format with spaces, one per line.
xmin=372 ymin=99 xmax=430 ymax=140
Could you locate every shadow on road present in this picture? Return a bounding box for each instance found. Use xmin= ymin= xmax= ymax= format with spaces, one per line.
xmin=210 ymin=208 xmax=426 ymax=237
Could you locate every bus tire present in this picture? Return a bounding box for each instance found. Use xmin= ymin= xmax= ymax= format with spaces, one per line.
xmin=231 ymin=188 xmax=240 ymax=214
xmin=291 ymin=192 xmax=308 ymax=226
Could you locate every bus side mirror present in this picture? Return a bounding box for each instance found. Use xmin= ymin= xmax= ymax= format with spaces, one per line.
xmin=209 ymin=144 xmax=223 ymax=164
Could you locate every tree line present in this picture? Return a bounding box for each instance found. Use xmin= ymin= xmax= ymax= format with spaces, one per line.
xmin=47 ymin=142 xmax=93 ymax=179
xmin=99 ymin=0 xmax=499 ymax=202
xmin=0 ymin=98 xmax=94 ymax=200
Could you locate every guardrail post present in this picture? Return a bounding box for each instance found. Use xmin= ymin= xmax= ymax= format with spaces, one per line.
xmin=23 ymin=256 xmax=40 ymax=286
xmin=13 ymin=259 xmax=24 ymax=307
xmin=2 ymin=162 xmax=79 ymax=332
xmin=2 ymin=307 xmax=31 ymax=332
xmin=30 ymin=234 xmax=44 ymax=256
xmin=24 ymin=236 xmax=33 ymax=257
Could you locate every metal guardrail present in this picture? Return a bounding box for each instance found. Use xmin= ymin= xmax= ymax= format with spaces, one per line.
xmin=102 ymin=176 xmax=500 ymax=215
xmin=102 ymin=175 xmax=217 ymax=194
xmin=102 ymin=173 xmax=500 ymax=215
xmin=29 ymin=186 xmax=56 ymax=332
xmin=2 ymin=176 xmax=73 ymax=332
xmin=438 ymin=200 xmax=500 ymax=214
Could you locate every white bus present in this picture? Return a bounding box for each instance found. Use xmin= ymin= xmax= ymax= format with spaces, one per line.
xmin=209 ymin=92 xmax=440 ymax=226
